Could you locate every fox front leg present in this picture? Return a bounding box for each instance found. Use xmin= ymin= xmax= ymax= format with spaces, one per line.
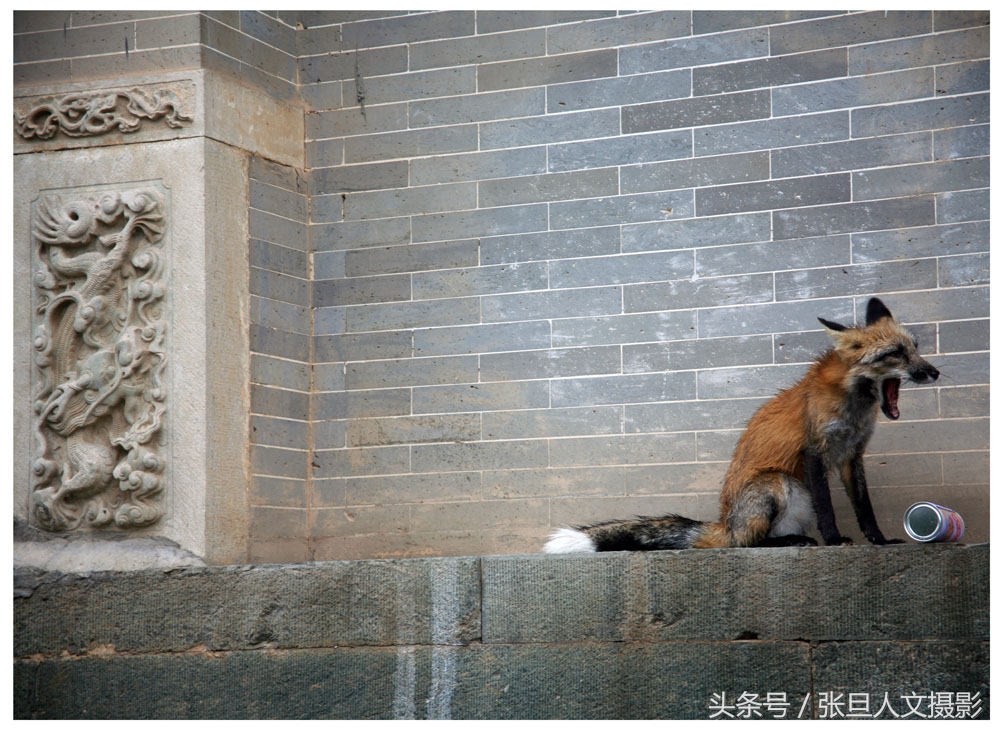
xmin=841 ymin=452 xmax=904 ymax=545
xmin=803 ymin=450 xmax=853 ymax=546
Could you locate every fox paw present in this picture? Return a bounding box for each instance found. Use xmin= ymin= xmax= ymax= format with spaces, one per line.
xmin=827 ymin=536 xmax=854 ymax=546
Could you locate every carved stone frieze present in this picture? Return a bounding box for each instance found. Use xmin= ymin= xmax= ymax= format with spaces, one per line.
xmin=30 ymin=185 xmax=168 ymax=531
xmin=14 ymin=86 xmax=192 ymax=140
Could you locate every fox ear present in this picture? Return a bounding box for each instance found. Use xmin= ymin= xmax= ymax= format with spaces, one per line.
xmin=866 ymin=297 xmax=893 ymax=325
xmin=818 ymin=317 xmax=848 ymax=333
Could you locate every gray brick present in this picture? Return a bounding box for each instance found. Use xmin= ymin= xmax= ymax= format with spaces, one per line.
xmin=298 ymin=46 xmax=407 ymax=85
xmin=480 ymin=108 xmax=619 ymax=150
xmin=774 ymin=259 xmax=938 ymax=301
xmin=934 ymin=10 xmax=990 ymax=31
xmin=249 ymin=209 xmax=308 ymax=250
xmin=250 ymin=296 xmax=311 ymax=335
xmin=939 ymin=384 xmax=989 ymax=418
xmin=411 ymin=147 xmax=547 ymax=186
xmin=482 ymin=287 xmax=622 ymax=324
xmin=476 ymin=11 xmax=614 ymax=34
xmin=348 ymin=413 xmax=481 ymax=447
xmin=344 ymin=66 xmax=477 ymax=106
xmin=340 ymin=10 xmax=475 ymax=48
xmin=622 ymin=151 xmax=769 ymax=195
xmin=773 ymin=67 xmax=932 ymax=117
xmin=252 ymin=445 xmax=309 ymax=480
xmin=479 ymin=168 xmax=618 ymax=208
xmin=546 ymin=69 xmax=690 ymax=113
xmin=250 ymin=325 xmax=311 ymax=362
xmin=15 ymin=20 xmax=135 ymax=62
xmin=620 ymin=27 xmax=769 ymax=75
xmin=311 ymin=446 xmax=410 ymax=478
xmin=410 ymin=88 xmax=545 ymax=128
xmin=623 ymin=213 xmax=771 ymax=253
xmin=346 ymin=240 xmax=479 ymax=277
xmin=315 ymin=331 xmax=412 ymax=363
xmin=695 ymin=110 xmax=849 ymax=156
xmin=345 ymin=355 xmax=477 ymax=390
xmin=547 ymin=11 xmax=689 ymax=54
xmin=347 ymin=472 xmax=483 ymax=505
xmin=852 ymin=93 xmax=988 ymax=138
xmin=696 ymin=235 xmax=851 ymax=278
xmin=312 ymin=250 xmax=345 ymax=281
xmin=852 ymin=221 xmax=988 ymax=263
xmin=550 ymin=250 xmax=693 ymax=290
xmin=936 ymin=190 xmax=990 ymax=223
xmin=551 ymin=191 xmax=693 ymax=230
xmin=250 ymin=239 xmax=309 ymax=277
xmin=312 ymin=218 xmax=411 ymax=252
xmin=869 ymin=417 xmax=988 ymax=455
xmin=478 ymin=49 xmax=618 ymax=92
xmin=305 ymin=137 xmax=343 ymax=167
xmin=938 ymin=318 xmax=989 ymax=354
xmin=698 ymin=364 xmax=809 ymax=399
xmin=624 ymin=335 xmax=774 ymax=374
xmin=939 ymin=252 xmax=989 ymax=288
xmin=773 ymin=196 xmax=936 ymax=240
xmin=625 ymin=274 xmax=774 ymax=314
xmin=480 ymin=346 xmax=621 ymax=383
xmin=548 ymin=129 xmax=691 ymax=172
xmin=251 ymin=354 xmax=311 ymax=391
xmin=310 ymin=161 xmax=408 ymax=195
xmin=550 ymin=372 xmax=697 ymax=408
xmin=698 ymin=298 xmax=854 ymax=339
xmin=936 ymin=59 xmax=990 ymax=96
xmin=695 ymin=48 xmax=846 ymax=96
xmin=413 ymin=381 xmax=550 ymax=415
xmin=625 ymin=462 xmax=728 ymax=495
xmin=853 ymin=157 xmax=989 ymax=201
xmin=412 ymin=440 xmax=548 ymax=473
xmin=313 ymin=306 xmax=346 ymax=337
xmin=874 ymin=287 xmax=989 ymax=325
xmin=626 ymin=397 xmax=767 ymax=433
xmin=850 ymin=25 xmax=989 ymax=75
xmin=344 ymin=297 xmax=480 ymax=333
xmin=250 ymin=268 xmax=310 ymax=307
xmin=343 ymin=182 xmax=477 ymax=221
xmin=251 ymin=385 xmax=310 ymax=421
xmin=413 ymin=263 xmax=548 ymax=299
xmin=410 ymin=28 xmax=545 ymax=71
xmin=414 ymin=321 xmax=552 ymax=357
xmin=251 ymin=506 xmax=308 ymax=539
xmin=552 ymin=311 xmax=698 ymax=348
xmin=309 ymin=103 xmax=403 ymax=141
xmin=483 ymin=465 xmax=625 ymax=499
xmin=413 ymin=205 xmax=548 ymax=243
xmin=483 ymin=406 xmax=623 ymax=441
xmin=548 ymin=432 xmax=697 ymax=467
xmin=769 ymin=10 xmax=931 ymax=55
xmin=313 ymin=389 xmax=412 ymax=421
xmin=313 ymin=363 xmax=345 ymax=392
xmin=623 ymin=90 xmax=769 ymax=134
xmin=771 ymin=133 xmax=930 ymax=178
xmin=692 ymin=10 xmax=845 ymax=35
xmin=481 ymin=227 xmax=620 ymax=265
xmin=934 ymin=124 xmax=990 ymax=162
xmin=250 ymin=415 xmax=309 ymax=451
xmin=697 ymin=174 xmax=850 ymax=216
xmin=345 ymin=125 xmax=478 ymax=164
xmin=313 ymin=274 xmax=410 ymax=307
xmin=249 ymin=155 xmax=306 ymax=193
xmin=251 ymin=475 xmax=307 ymax=508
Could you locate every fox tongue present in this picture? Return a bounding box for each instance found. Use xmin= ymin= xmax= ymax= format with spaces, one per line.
xmin=882 ymin=378 xmax=901 ymax=420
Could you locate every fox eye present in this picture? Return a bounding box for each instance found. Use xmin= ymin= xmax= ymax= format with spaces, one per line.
xmin=877 ymin=346 xmax=905 ymax=361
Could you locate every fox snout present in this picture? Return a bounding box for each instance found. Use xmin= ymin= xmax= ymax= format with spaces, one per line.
xmin=909 ymin=360 xmax=940 ymax=384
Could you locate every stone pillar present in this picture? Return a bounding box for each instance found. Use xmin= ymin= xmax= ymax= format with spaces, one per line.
xmin=13 ymin=69 xmax=303 ymax=564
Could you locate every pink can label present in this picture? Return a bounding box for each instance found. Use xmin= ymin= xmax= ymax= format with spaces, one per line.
xmin=903 ymin=502 xmax=965 ymax=542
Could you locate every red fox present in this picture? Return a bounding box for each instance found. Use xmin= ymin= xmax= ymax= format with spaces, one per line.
xmin=544 ymin=298 xmax=940 ymax=553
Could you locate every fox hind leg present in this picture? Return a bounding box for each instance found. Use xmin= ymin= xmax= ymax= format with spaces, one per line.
xmin=726 ymin=474 xmax=817 ymax=548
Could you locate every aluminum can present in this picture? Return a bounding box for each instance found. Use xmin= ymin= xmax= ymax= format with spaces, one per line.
xmin=903 ymin=502 xmax=965 ymax=542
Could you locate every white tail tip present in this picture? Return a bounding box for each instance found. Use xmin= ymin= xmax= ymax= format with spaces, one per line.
xmin=543 ymin=527 xmax=596 ymax=554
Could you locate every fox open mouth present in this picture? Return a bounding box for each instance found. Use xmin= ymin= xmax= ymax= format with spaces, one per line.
xmin=881 ymin=378 xmax=901 ymax=420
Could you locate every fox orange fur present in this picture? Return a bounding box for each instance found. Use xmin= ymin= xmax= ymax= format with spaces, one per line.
xmin=544 ymin=298 xmax=940 ymax=553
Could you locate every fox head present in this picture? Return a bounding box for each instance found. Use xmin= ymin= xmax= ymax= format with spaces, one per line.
xmin=819 ymin=298 xmax=940 ymax=420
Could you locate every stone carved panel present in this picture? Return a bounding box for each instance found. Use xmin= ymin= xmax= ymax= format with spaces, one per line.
xmin=30 ymin=185 xmax=168 ymax=531
xmin=14 ymin=85 xmax=192 ymax=140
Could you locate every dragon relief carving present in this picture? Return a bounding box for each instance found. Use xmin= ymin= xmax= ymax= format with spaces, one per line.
xmin=15 ymin=86 xmax=192 ymax=140
xmin=30 ymin=186 xmax=168 ymax=531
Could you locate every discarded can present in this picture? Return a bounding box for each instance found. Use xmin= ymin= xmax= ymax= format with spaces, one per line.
xmin=903 ymin=502 xmax=965 ymax=543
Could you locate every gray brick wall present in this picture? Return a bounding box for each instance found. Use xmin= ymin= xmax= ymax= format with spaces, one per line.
xmin=14 ymin=10 xmax=989 ymax=563
xmin=302 ymin=10 xmax=989 ymax=561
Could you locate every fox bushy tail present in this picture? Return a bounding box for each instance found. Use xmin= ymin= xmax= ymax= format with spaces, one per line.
xmin=543 ymin=515 xmax=729 ymax=553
